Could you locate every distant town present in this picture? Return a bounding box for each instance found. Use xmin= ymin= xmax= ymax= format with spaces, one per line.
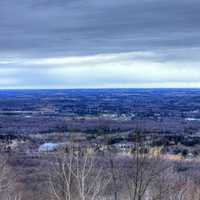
xmin=1 ymin=89 xmax=200 ymax=159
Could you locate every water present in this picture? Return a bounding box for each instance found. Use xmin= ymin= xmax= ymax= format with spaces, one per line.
xmin=39 ymin=142 xmax=60 ymax=152
xmin=185 ymin=118 xmax=200 ymax=121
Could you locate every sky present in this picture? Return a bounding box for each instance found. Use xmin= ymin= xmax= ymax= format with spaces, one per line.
xmin=1 ymin=0 xmax=200 ymax=89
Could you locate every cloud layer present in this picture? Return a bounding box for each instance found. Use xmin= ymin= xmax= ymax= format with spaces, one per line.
xmin=1 ymin=0 xmax=200 ymax=88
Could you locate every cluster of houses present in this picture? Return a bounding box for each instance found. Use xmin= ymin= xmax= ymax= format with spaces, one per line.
xmin=0 ymin=131 xmax=198 ymax=162
xmin=37 ymin=136 xmax=198 ymax=161
xmin=38 ymin=139 xmax=163 ymax=158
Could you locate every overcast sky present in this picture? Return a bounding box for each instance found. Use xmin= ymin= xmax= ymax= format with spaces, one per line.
xmin=1 ymin=0 xmax=200 ymax=89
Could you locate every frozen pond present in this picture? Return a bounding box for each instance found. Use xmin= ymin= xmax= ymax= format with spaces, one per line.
xmin=185 ymin=118 xmax=200 ymax=121
xmin=39 ymin=142 xmax=61 ymax=152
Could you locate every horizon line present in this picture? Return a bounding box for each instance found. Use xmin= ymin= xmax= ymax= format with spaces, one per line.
xmin=0 ymin=87 xmax=200 ymax=90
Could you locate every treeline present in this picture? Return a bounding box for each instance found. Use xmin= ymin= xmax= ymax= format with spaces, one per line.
xmin=1 ymin=143 xmax=200 ymax=200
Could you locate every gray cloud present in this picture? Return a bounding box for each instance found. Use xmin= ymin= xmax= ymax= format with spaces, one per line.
xmin=1 ymin=0 xmax=200 ymax=57
xmin=1 ymin=0 xmax=200 ymax=88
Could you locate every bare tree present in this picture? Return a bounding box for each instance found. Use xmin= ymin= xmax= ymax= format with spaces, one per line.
xmin=0 ymin=156 xmax=21 ymax=200
xmin=150 ymin=166 xmax=188 ymax=200
xmin=48 ymin=146 xmax=111 ymax=200
xmin=123 ymin=133 xmax=169 ymax=200
xmin=48 ymin=149 xmax=75 ymax=200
